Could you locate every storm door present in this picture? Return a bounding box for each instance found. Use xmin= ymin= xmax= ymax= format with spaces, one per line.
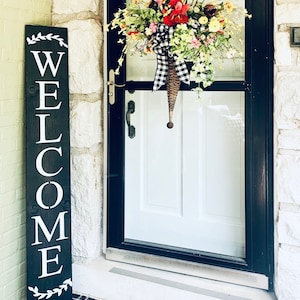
xmin=106 ymin=0 xmax=273 ymax=287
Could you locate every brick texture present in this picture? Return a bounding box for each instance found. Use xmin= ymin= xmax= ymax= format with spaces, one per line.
xmin=275 ymin=0 xmax=300 ymax=299
xmin=0 ymin=1 xmax=52 ymax=299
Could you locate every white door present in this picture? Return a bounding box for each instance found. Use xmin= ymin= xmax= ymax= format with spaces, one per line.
xmin=124 ymin=87 xmax=245 ymax=257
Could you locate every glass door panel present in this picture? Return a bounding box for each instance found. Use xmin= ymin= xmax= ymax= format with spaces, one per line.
xmin=126 ymin=0 xmax=246 ymax=82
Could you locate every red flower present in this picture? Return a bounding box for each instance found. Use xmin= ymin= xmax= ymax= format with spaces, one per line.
xmin=163 ymin=15 xmax=174 ymax=26
xmin=128 ymin=31 xmax=139 ymax=35
xmin=169 ymin=0 xmax=178 ymax=6
xmin=163 ymin=0 xmax=189 ymax=26
xmin=169 ymin=0 xmax=189 ymax=12
xmin=163 ymin=13 xmax=188 ymax=26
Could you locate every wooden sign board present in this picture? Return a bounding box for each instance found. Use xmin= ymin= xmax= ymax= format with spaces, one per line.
xmin=25 ymin=25 xmax=72 ymax=300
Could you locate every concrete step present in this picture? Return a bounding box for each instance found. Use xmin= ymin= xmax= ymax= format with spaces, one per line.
xmin=72 ymin=259 xmax=276 ymax=300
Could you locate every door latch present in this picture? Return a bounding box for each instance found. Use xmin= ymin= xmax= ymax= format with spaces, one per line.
xmin=107 ymin=69 xmax=125 ymax=105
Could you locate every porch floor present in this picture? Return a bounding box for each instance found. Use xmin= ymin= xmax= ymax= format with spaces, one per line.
xmin=72 ymin=294 xmax=96 ymax=300
xmin=72 ymin=258 xmax=277 ymax=300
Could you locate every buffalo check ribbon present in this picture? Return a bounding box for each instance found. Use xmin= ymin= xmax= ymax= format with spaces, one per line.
xmin=152 ymin=24 xmax=190 ymax=91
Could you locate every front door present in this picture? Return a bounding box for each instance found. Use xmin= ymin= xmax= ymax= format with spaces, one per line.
xmin=106 ymin=0 xmax=273 ymax=288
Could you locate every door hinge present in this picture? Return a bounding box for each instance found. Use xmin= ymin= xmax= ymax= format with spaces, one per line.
xmin=244 ymin=82 xmax=252 ymax=93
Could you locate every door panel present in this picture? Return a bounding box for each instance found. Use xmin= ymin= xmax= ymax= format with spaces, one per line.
xmin=125 ymin=91 xmax=183 ymax=214
xmin=125 ymin=91 xmax=245 ymax=257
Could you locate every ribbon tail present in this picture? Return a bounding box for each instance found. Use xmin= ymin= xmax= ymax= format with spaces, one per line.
xmin=174 ymin=59 xmax=190 ymax=86
xmin=153 ymin=54 xmax=169 ymax=91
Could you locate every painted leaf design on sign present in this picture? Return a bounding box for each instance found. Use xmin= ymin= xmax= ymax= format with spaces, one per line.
xmin=26 ymin=32 xmax=68 ymax=48
xmin=28 ymin=278 xmax=72 ymax=299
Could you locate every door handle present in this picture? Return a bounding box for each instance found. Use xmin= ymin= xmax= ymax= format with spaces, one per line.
xmin=126 ymin=100 xmax=135 ymax=139
xmin=107 ymin=69 xmax=125 ymax=105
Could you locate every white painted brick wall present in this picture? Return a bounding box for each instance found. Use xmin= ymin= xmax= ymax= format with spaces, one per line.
xmin=0 ymin=1 xmax=52 ymax=299
xmin=65 ymin=19 xmax=103 ymax=95
xmin=52 ymin=0 xmax=104 ymax=262
xmin=277 ymin=246 xmax=300 ymax=299
xmin=275 ymin=71 xmax=300 ymax=129
xmin=52 ymin=0 xmax=100 ymax=15
xmin=275 ymin=0 xmax=300 ymax=299
xmin=277 ymin=154 xmax=300 ymax=205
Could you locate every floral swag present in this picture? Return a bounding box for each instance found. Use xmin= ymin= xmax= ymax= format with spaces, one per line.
xmin=107 ymin=0 xmax=251 ymax=128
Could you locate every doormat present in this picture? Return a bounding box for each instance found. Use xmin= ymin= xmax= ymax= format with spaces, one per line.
xmin=72 ymin=293 xmax=97 ymax=300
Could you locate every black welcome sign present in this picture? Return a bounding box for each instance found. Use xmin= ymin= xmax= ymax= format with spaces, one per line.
xmin=25 ymin=25 xmax=72 ymax=300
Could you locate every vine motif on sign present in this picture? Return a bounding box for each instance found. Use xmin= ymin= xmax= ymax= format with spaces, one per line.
xmin=28 ymin=278 xmax=72 ymax=299
xmin=26 ymin=32 xmax=68 ymax=48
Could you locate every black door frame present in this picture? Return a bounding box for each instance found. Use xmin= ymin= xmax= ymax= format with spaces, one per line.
xmin=106 ymin=0 xmax=274 ymax=290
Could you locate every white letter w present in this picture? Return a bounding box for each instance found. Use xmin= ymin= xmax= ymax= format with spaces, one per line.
xmin=31 ymin=51 xmax=65 ymax=77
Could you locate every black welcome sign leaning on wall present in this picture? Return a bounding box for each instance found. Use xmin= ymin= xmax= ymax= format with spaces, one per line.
xmin=25 ymin=25 xmax=72 ymax=300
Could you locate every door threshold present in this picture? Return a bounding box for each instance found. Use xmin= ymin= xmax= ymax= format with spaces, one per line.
xmin=109 ymin=267 xmax=261 ymax=300
xmin=105 ymin=248 xmax=269 ymax=290
xmin=72 ymin=254 xmax=275 ymax=300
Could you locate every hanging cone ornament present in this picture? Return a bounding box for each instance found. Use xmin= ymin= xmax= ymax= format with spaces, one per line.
xmin=152 ymin=25 xmax=190 ymax=128
xmin=166 ymin=57 xmax=180 ymax=129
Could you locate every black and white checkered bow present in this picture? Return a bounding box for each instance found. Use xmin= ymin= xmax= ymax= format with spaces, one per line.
xmin=152 ymin=24 xmax=190 ymax=91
